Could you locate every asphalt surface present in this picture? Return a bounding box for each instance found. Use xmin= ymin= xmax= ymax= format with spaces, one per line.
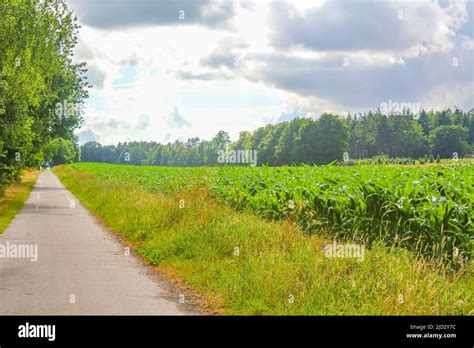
xmin=0 ymin=171 xmax=193 ymax=315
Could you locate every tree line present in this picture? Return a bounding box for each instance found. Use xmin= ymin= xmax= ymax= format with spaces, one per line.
xmin=81 ymin=108 xmax=474 ymax=167
xmin=0 ymin=0 xmax=87 ymax=195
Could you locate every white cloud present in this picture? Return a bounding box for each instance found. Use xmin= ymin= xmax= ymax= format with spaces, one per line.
xmin=70 ymin=0 xmax=473 ymax=145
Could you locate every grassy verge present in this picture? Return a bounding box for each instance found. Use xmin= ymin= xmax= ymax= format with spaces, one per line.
xmin=53 ymin=165 xmax=473 ymax=315
xmin=0 ymin=170 xmax=40 ymax=234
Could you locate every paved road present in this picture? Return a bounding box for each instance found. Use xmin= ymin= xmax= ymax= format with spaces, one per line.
xmin=0 ymin=171 xmax=192 ymax=315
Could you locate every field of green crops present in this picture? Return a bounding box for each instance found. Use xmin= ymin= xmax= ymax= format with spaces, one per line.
xmin=71 ymin=162 xmax=473 ymax=264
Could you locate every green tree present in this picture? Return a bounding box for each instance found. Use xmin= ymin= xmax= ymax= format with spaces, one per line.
xmin=293 ymin=119 xmax=318 ymax=164
xmin=435 ymin=110 xmax=452 ymax=127
xmin=0 ymin=0 xmax=88 ymax=193
xmin=417 ymin=109 xmax=431 ymax=136
xmin=275 ymin=119 xmax=303 ymax=165
xmin=44 ymin=138 xmax=77 ymax=165
xmin=209 ymin=131 xmax=230 ymax=165
xmin=257 ymin=124 xmax=286 ymax=165
xmin=430 ymin=125 xmax=469 ymax=158
xmin=313 ymin=114 xmax=350 ymax=164
xmin=389 ymin=114 xmax=427 ymax=158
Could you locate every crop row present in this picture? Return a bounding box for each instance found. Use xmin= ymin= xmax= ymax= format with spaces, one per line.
xmin=71 ymin=162 xmax=473 ymax=263
xmin=212 ymin=164 xmax=473 ymax=263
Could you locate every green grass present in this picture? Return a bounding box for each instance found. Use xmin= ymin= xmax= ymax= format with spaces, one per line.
xmin=0 ymin=170 xmax=39 ymax=234
xmin=53 ymin=164 xmax=473 ymax=315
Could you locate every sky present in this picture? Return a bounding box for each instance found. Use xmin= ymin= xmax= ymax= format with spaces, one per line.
xmin=67 ymin=0 xmax=474 ymax=145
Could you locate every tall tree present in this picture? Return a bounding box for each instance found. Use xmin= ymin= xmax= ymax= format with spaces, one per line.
xmin=313 ymin=114 xmax=350 ymax=164
xmin=417 ymin=109 xmax=431 ymax=136
xmin=0 ymin=0 xmax=88 ymax=193
xmin=430 ymin=125 xmax=469 ymax=158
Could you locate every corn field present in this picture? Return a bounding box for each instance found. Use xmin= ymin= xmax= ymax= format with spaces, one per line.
xmin=71 ymin=162 xmax=474 ymax=263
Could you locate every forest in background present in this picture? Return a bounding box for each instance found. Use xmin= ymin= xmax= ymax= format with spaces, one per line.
xmin=81 ymin=108 xmax=474 ymax=167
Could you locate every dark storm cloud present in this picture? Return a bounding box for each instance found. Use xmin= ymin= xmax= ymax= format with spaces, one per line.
xmin=199 ymin=37 xmax=249 ymax=69
xmin=267 ymin=0 xmax=450 ymax=52
xmin=68 ymin=0 xmax=236 ymax=29
xmin=244 ymin=45 xmax=473 ymax=109
xmin=71 ymin=0 xmax=473 ymax=114
xmin=192 ymin=0 xmax=473 ymax=110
